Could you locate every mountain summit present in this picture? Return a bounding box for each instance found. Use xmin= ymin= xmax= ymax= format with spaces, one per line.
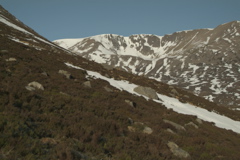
xmin=54 ymin=22 xmax=240 ymax=108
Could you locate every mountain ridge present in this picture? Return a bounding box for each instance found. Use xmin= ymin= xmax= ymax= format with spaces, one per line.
xmin=54 ymin=21 xmax=240 ymax=108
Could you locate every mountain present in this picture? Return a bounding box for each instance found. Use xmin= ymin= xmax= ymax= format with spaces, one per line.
xmin=54 ymin=22 xmax=240 ymax=108
xmin=1 ymin=5 xmax=240 ymax=159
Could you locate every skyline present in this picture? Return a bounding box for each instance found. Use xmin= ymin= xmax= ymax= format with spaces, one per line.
xmin=1 ymin=0 xmax=240 ymax=41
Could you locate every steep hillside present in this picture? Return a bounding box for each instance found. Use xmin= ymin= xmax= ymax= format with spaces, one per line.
xmin=54 ymin=22 xmax=240 ymax=108
xmin=1 ymin=5 xmax=240 ymax=160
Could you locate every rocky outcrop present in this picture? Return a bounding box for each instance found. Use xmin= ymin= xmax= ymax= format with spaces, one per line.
xmin=26 ymin=81 xmax=44 ymax=91
xmin=167 ymin=141 xmax=190 ymax=158
xmin=133 ymin=86 xmax=158 ymax=99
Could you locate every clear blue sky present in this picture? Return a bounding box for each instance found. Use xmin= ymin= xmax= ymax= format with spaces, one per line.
xmin=1 ymin=0 xmax=240 ymax=41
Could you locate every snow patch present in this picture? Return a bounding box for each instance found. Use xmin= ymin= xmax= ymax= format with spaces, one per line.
xmin=189 ymin=64 xmax=199 ymax=74
xmin=204 ymin=95 xmax=214 ymax=102
xmin=223 ymin=38 xmax=232 ymax=43
xmin=0 ymin=15 xmax=32 ymax=35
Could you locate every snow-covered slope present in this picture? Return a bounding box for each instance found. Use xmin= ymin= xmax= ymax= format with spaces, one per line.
xmin=54 ymin=21 xmax=240 ymax=108
xmin=65 ymin=62 xmax=240 ymax=134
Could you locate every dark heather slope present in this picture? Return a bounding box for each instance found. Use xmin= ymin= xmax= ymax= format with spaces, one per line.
xmin=54 ymin=21 xmax=240 ymax=108
xmin=1 ymin=5 xmax=240 ymax=160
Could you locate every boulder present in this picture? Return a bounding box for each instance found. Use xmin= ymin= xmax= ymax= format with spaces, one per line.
xmin=171 ymin=88 xmax=179 ymax=96
xmin=25 ymin=86 xmax=36 ymax=91
xmin=128 ymin=122 xmax=153 ymax=134
xmin=196 ymin=118 xmax=203 ymax=124
xmin=167 ymin=141 xmax=190 ymax=158
xmin=143 ymin=126 xmax=153 ymax=134
xmin=166 ymin=128 xmax=176 ymax=134
xmin=133 ymin=86 xmax=159 ymax=99
xmin=83 ymin=81 xmax=92 ymax=88
xmin=185 ymin=122 xmax=199 ymax=129
xmin=58 ymin=70 xmax=73 ymax=79
xmin=104 ymin=86 xmax=113 ymax=92
xmin=125 ymin=99 xmax=136 ymax=108
xmin=41 ymin=72 xmax=49 ymax=76
xmin=26 ymin=81 xmax=44 ymax=91
xmin=127 ymin=126 xmax=136 ymax=132
xmin=128 ymin=118 xmax=134 ymax=125
xmin=5 ymin=57 xmax=17 ymax=62
xmin=163 ymin=119 xmax=186 ymax=131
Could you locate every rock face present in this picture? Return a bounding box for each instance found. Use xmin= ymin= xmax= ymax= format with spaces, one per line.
xmin=133 ymin=86 xmax=159 ymax=99
xmin=26 ymin=81 xmax=44 ymax=91
xmin=167 ymin=141 xmax=190 ymax=158
xmin=54 ymin=22 xmax=240 ymax=108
